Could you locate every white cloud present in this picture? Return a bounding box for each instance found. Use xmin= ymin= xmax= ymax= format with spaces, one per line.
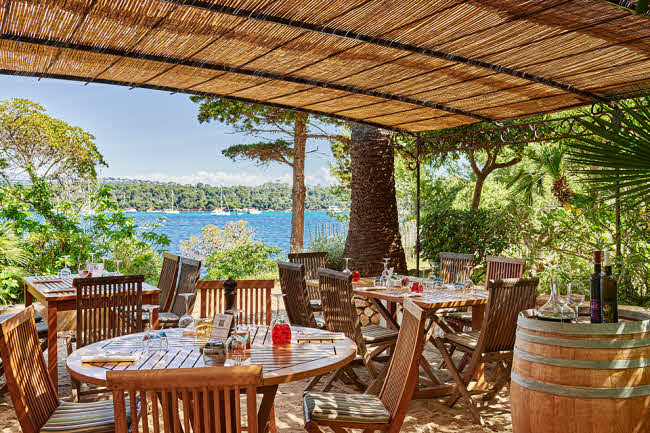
xmin=127 ymin=168 xmax=335 ymax=186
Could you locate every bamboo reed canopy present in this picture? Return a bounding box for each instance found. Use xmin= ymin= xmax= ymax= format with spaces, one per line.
xmin=0 ymin=0 xmax=649 ymax=132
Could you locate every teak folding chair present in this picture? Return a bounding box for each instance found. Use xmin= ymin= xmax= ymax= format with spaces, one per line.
xmin=446 ymin=255 xmax=526 ymax=330
xmin=435 ymin=277 xmax=539 ymax=425
xmin=158 ymin=252 xmax=181 ymax=312
xmin=0 ymin=306 xmax=128 ymax=433
xmin=439 ymin=252 xmax=474 ymax=284
xmin=108 ymin=365 xmax=262 ymax=433
xmin=313 ymin=268 xmax=398 ymax=392
xmin=158 ymin=257 xmax=201 ymax=328
xmin=197 ymin=279 xmax=274 ymax=325
xmin=278 ymin=261 xmax=318 ymax=328
xmin=303 ymin=299 xmax=427 ymax=433
xmin=288 ymin=252 xmax=328 ymax=311
xmin=69 ymin=274 xmax=145 ymax=401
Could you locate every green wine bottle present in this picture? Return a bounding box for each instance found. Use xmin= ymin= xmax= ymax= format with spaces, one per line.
xmin=600 ymin=251 xmax=618 ymax=323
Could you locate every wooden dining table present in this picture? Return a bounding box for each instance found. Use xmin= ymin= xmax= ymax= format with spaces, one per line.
xmin=67 ymin=326 xmax=357 ymax=433
xmin=354 ymin=284 xmax=489 ymax=398
xmin=23 ymin=274 xmax=160 ymax=390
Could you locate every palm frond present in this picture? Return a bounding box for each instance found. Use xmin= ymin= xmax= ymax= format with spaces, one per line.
xmin=567 ymin=96 xmax=650 ymax=204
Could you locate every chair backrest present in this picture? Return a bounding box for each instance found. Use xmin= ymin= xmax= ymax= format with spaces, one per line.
xmin=277 ymin=261 xmax=317 ymax=328
xmin=0 ymin=307 xmax=59 ymax=433
xmin=317 ymin=268 xmax=368 ymax=355
xmin=169 ymin=257 xmax=202 ymax=317
xmin=476 ymin=277 xmax=539 ymax=355
xmin=197 ymin=280 xmax=274 ymax=325
xmin=107 ymin=366 xmax=262 ymax=433
xmin=379 ymin=299 xmax=426 ymax=433
xmin=288 ymin=252 xmax=328 ymax=300
xmin=74 ymin=275 xmax=145 ymax=348
xmin=439 ymin=252 xmax=474 ymax=284
xmin=486 ymin=255 xmax=525 ymax=281
xmin=158 ymin=252 xmax=180 ymax=312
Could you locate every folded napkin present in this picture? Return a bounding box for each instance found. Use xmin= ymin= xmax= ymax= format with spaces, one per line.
xmin=296 ymin=332 xmax=346 ymax=342
xmin=81 ymin=352 xmax=140 ymax=363
xmin=34 ymin=279 xmax=63 ymax=284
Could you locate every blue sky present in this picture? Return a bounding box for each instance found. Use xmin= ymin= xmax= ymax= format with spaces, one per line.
xmin=0 ymin=75 xmax=336 ymax=186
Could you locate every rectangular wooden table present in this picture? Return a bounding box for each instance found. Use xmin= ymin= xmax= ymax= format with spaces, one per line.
xmin=23 ymin=275 xmax=160 ymax=391
xmin=354 ymin=285 xmax=488 ymax=398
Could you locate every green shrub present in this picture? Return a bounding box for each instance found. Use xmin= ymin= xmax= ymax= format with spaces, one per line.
xmin=420 ymin=208 xmax=520 ymax=265
xmin=204 ymin=243 xmax=281 ymax=280
xmin=307 ymin=235 xmax=346 ymax=270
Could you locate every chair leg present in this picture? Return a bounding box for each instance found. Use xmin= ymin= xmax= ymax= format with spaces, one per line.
xmin=439 ymin=345 xmax=456 ymax=369
xmin=482 ymin=361 xmax=511 ymax=403
xmin=66 ymin=336 xmax=81 ymax=402
xmin=343 ymin=366 xmax=366 ymax=391
xmin=434 ymin=337 xmax=484 ymax=426
xmin=457 ymin=352 xmax=471 ymax=372
xmin=306 ymin=375 xmax=323 ymax=392
xmin=304 ymin=420 xmax=327 ymax=433
xmin=268 ymin=405 xmax=278 ymax=433
xmin=323 ymin=368 xmax=347 ymax=392
xmin=364 ymin=362 xmax=389 ymax=395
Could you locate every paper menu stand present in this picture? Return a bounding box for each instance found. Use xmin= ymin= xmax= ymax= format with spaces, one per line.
xmin=210 ymin=314 xmax=233 ymax=341
xmin=88 ymin=263 xmax=104 ymax=277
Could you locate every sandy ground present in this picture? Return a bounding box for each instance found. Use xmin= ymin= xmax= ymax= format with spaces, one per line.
xmin=0 ymin=304 xmax=512 ymax=433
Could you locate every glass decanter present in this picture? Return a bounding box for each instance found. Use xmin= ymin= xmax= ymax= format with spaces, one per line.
xmin=270 ymin=293 xmax=291 ymax=345
xmin=537 ymin=276 xmax=577 ymax=322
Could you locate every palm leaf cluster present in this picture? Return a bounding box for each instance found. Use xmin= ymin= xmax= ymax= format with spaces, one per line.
xmin=568 ymin=96 xmax=650 ymax=204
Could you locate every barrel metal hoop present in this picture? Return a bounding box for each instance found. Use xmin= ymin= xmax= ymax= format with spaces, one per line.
xmin=514 ymin=348 xmax=650 ymax=370
xmin=516 ymin=329 xmax=650 ymax=349
xmin=511 ymin=371 xmax=650 ymax=398
xmin=517 ymin=311 xmax=650 ymax=335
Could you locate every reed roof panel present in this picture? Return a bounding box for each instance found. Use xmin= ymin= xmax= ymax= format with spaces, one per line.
xmin=0 ymin=0 xmax=648 ymax=132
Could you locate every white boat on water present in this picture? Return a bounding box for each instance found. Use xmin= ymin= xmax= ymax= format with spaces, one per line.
xmin=327 ymin=205 xmax=344 ymax=213
xmin=211 ymin=187 xmax=230 ymax=216
xmin=164 ymin=190 xmax=180 ymax=214
xmin=248 ymin=209 xmax=262 ymax=215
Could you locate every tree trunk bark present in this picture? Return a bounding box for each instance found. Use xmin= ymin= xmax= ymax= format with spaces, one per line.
xmin=290 ymin=115 xmax=307 ymax=253
xmin=344 ymin=123 xmax=407 ymax=276
xmin=471 ymin=173 xmax=486 ymax=209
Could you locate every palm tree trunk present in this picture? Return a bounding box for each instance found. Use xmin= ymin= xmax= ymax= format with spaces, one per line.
xmin=290 ymin=115 xmax=307 ymax=253
xmin=343 ymin=123 xmax=407 ymax=275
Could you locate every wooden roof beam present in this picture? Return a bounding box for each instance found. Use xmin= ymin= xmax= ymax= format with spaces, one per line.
xmin=3 ymin=33 xmax=494 ymax=122
xmin=0 ymin=68 xmax=414 ymax=134
xmin=159 ymin=0 xmax=608 ymax=102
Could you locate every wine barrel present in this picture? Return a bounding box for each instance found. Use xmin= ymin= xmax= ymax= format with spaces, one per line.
xmin=511 ymin=307 xmax=650 ymax=433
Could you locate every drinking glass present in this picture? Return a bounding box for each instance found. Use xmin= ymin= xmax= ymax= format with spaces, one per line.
xmin=427 ymin=261 xmax=438 ymax=280
xmin=142 ymin=329 xmax=168 ymax=354
xmin=178 ymin=293 xmax=195 ymax=328
xmin=382 ymin=258 xmax=390 ymax=274
xmin=566 ymin=282 xmax=587 ymax=316
xmin=113 ymin=259 xmax=122 ymax=276
xmin=58 ymin=255 xmax=72 ymax=277
xmin=342 ymin=258 xmax=351 ymax=274
xmin=270 ymin=293 xmax=291 ymax=345
xmin=463 ymin=265 xmax=474 ymax=292
xmin=231 ymin=309 xmax=251 ymax=349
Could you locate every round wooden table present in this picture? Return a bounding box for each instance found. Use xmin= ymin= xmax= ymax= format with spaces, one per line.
xmin=67 ymin=326 xmax=356 ymax=432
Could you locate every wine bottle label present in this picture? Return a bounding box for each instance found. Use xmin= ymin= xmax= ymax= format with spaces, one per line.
xmin=590 ymin=299 xmax=602 ymax=323
xmin=602 ymin=302 xmax=618 ymax=323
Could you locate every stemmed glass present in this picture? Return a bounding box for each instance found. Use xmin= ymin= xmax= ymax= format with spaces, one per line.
xmin=270 ymin=293 xmax=291 ymax=345
xmin=566 ymin=282 xmax=586 ymax=317
xmin=178 ymin=293 xmax=195 ymax=328
xmin=58 ymin=255 xmax=72 ymax=277
xmin=142 ymin=306 xmax=168 ymax=354
xmin=462 ymin=265 xmax=474 ymax=293
xmin=382 ymin=258 xmax=390 ymax=274
xmin=113 ymin=259 xmax=122 ymax=276
xmin=342 ymin=258 xmax=351 ymax=274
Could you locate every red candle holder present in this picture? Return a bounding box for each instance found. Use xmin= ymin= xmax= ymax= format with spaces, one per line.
xmin=351 ymin=271 xmax=361 ymax=282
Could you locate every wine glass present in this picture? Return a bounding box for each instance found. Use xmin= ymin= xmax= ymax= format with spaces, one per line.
xmin=428 ymin=261 xmax=438 ymax=280
xmin=342 ymin=258 xmax=351 ymax=274
xmin=113 ymin=259 xmax=122 ymax=276
xmin=463 ymin=265 xmax=474 ymax=292
xmin=231 ymin=309 xmax=251 ymax=349
xmin=566 ymin=282 xmax=586 ymax=316
xmin=58 ymin=255 xmax=71 ymax=277
xmin=382 ymin=258 xmax=390 ymax=274
xmin=178 ymin=293 xmax=195 ymax=328
xmin=270 ymin=293 xmax=291 ymax=345
xmin=89 ymin=252 xmax=95 ymax=264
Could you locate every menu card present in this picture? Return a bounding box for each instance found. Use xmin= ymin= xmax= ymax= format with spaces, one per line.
xmin=210 ymin=313 xmax=233 ymax=341
xmin=88 ymin=263 xmax=104 ymax=277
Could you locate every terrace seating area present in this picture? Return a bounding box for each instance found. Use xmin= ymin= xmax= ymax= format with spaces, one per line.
xmin=0 ymin=0 xmax=649 ymax=432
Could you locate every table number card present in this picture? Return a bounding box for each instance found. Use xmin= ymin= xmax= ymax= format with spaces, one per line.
xmin=210 ymin=313 xmax=233 ymax=340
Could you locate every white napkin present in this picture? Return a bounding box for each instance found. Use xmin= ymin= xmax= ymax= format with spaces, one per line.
xmin=81 ymin=352 xmax=140 ymax=363
xmin=296 ymin=332 xmax=346 ymax=341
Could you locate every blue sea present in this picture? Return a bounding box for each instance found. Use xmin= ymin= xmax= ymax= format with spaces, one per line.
xmin=127 ymin=211 xmax=341 ymax=256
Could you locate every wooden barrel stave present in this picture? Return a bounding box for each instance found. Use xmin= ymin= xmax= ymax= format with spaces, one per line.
xmin=511 ymin=308 xmax=650 ymax=433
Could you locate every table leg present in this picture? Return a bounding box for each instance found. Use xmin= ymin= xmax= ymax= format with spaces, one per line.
xmin=471 ymin=304 xmax=485 ymax=330
xmin=47 ymin=303 xmax=58 ymax=393
xmin=24 ymin=283 xmax=32 ymax=307
xmin=369 ymin=299 xmax=400 ymax=330
xmin=151 ymin=307 xmax=159 ymax=330
xmin=258 ymin=385 xmax=278 ymax=433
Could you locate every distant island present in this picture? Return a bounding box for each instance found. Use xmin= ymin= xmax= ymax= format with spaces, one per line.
xmin=103 ymin=180 xmax=347 ymax=212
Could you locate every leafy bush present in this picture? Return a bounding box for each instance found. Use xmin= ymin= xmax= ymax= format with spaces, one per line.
xmin=420 ymin=208 xmax=520 ymax=265
xmin=179 ymin=221 xmax=255 ymax=261
xmin=204 ymin=243 xmax=281 ymax=280
xmin=0 ymin=270 xmax=21 ymax=305
xmin=307 ymin=235 xmax=346 ymax=270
